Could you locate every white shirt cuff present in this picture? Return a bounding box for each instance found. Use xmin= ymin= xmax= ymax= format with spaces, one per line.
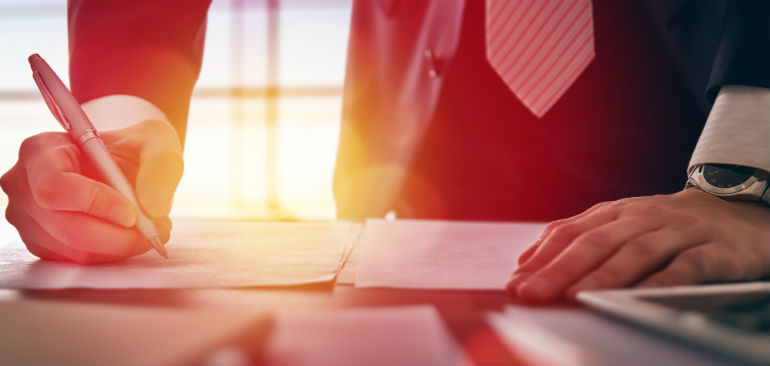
xmin=81 ymin=94 xmax=169 ymax=131
xmin=689 ymin=85 xmax=770 ymax=172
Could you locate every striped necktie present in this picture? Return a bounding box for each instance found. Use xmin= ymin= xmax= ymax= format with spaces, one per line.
xmin=486 ymin=0 xmax=595 ymax=118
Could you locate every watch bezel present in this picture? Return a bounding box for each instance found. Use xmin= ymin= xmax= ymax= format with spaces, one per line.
xmin=698 ymin=172 xmax=761 ymax=195
xmin=689 ymin=164 xmax=769 ymax=198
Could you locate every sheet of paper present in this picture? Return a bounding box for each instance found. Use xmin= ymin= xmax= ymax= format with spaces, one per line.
xmin=0 ymin=220 xmax=359 ymax=289
xmin=335 ymin=228 xmax=363 ymax=285
xmin=354 ymin=219 xmax=545 ymax=289
xmin=264 ymin=305 xmax=469 ymax=365
xmin=0 ymin=296 xmax=268 ymax=365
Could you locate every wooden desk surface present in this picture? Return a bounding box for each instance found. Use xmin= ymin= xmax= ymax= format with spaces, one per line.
xmin=0 ymin=222 xmax=747 ymax=365
xmin=1 ymin=284 xmax=742 ymax=365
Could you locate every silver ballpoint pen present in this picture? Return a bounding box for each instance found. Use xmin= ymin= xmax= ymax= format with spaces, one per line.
xmin=28 ymin=53 xmax=167 ymax=258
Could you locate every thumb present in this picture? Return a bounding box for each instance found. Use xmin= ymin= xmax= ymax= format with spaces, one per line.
xmin=136 ymin=133 xmax=184 ymax=219
xmin=108 ymin=119 xmax=184 ymax=219
xmin=135 ymin=148 xmax=184 ymax=219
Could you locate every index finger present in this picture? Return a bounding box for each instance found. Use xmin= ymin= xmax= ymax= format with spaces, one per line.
xmin=25 ymin=146 xmax=138 ymax=227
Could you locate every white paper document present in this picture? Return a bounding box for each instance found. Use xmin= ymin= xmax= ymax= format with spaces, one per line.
xmin=335 ymin=230 xmax=363 ymax=285
xmin=354 ymin=219 xmax=546 ymax=289
xmin=265 ymin=305 xmax=469 ymax=365
xmin=0 ymin=220 xmax=360 ymax=289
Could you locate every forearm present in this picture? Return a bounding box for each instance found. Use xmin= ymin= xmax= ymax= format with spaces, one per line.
xmin=68 ymin=0 xmax=212 ymax=144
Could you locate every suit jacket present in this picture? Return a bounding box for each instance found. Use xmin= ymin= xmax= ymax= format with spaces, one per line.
xmin=68 ymin=0 xmax=769 ymax=221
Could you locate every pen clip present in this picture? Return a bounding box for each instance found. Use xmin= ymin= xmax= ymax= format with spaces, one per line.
xmin=32 ymin=70 xmax=70 ymax=131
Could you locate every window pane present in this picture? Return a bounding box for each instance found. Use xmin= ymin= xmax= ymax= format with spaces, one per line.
xmin=0 ymin=4 xmax=68 ymax=91
xmin=276 ymin=96 xmax=342 ymax=219
xmin=278 ymin=4 xmax=351 ymax=86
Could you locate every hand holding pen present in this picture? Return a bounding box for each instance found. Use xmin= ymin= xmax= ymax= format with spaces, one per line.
xmin=0 ymin=54 xmax=183 ymax=263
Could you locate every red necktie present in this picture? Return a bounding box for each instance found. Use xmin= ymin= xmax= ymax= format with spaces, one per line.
xmin=486 ymin=0 xmax=595 ymax=118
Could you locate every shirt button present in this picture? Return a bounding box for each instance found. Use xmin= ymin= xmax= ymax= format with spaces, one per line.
xmin=424 ymin=49 xmax=438 ymax=78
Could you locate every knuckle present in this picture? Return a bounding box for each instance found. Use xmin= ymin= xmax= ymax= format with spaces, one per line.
xmin=85 ymin=184 xmax=104 ymax=216
xmin=18 ymin=134 xmax=43 ymax=156
xmin=0 ymin=170 xmax=11 ymax=192
xmin=591 ymin=265 xmax=625 ymax=284
xmin=5 ymin=206 xmax=18 ymax=227
xmin=575 ymin=230 xmax=611 ymax=251
xmin=587 ymin=201 xmax=607 ymax=211
xmin=655 ymin=267 xmax=687 ymax=285
xmin=541 ymin=221 xmax=563 ymax=237
xmin=675 ymin=249 xmax=712 ymax=275
xmin=609 ymin=196 xmax=636 ymax=209
xmin=625 ymin=237 xmax=660 ymax=258
xmin=542 ymin=220 xmax=562 ymax=234
xmin=722 ymin=259 xmax=743 ymax=280
xmin=31 ymin=179 xmax=59 ymax=208
xmin=518 ymin=257 xmax=548 ymax=273
xmin=596 ymin=264 xmax=628 ymax=283
xmin=19 ymin=132 xmax=65 ymax=155
xmin=542 ymin=264 xmax=574 ymax=284
xmin=631 ymin=203 xmax=664 ymax=217
xmin=593 ymin=200 xmax=616 ymax=212
xmin=551 ymin=224 xmax=577 ymax=240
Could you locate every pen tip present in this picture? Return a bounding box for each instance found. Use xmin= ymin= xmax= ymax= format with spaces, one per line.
xmin=150 ymin=236 xmax=168 ymax=259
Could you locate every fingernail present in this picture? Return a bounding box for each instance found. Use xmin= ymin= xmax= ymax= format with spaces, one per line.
xmin=108 ymin=203 xmax=138 ymax=227
xmin=518 ymin=277 xmax=554 ymax=302
xmin=507 ymin=272 xmax=530 ymax=293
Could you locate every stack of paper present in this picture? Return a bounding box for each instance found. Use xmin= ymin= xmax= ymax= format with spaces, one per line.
xmin=0 ymin=220 xmax=360 ymax=289
xmin=354 ymin=219 xmax=545 ymax=289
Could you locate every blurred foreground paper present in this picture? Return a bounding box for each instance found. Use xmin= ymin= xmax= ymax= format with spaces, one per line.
xmin=355 ymin=219 xmax=545 ymax=289
xmin=0 ymin=220 xmax=360 ymax=289
xmin=265 ymin=305 xmax=469 ymax=365
xmin=0 ymin=297 xmax=268 ymax=365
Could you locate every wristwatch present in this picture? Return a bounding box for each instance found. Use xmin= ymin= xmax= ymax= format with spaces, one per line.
xmin=687 ymin=164 xmax=770 ymax=205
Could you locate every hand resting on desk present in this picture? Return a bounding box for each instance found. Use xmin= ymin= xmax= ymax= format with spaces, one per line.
xmin=508 ymin=188 xmax=770 ymax=303
xmin=0 ymin=119 xmax=182 ymax=264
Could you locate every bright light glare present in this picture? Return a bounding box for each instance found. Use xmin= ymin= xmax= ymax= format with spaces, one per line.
xmin=0 ymin=0 xmax=352 ymax=221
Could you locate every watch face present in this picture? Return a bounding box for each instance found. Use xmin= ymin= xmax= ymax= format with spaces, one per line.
xmin=703 ymin=164 xmax=756 ymax=188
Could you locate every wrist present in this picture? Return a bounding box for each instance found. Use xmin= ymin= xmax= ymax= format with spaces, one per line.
xmin=81 ymin=95 xmax=169 ymax=131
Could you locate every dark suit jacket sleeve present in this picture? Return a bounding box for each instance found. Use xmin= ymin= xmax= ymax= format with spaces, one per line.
xmin=68 ymin=0 xmax=212 ymax=142
xmin=706 ymin=0 xmax=769 ymax=102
